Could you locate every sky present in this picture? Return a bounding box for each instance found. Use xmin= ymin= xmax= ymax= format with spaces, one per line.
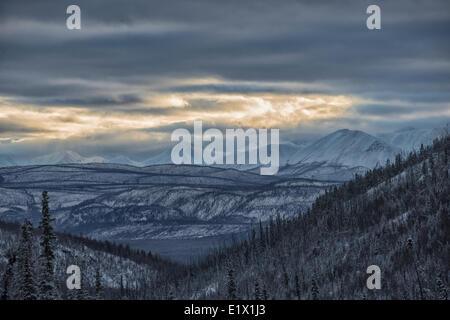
xmin=0 ymin=0 xmax=449 ymax=159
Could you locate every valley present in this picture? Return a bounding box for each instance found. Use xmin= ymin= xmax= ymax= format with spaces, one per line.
xmin=0 ymin=126 xmax=446 ymax=261
xmin=0 ymin=163 xmax=333 ymax=245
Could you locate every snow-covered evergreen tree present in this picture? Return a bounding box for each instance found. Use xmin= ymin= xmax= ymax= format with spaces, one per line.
xmin=17 ymin=219 xmax=37 ymax=300
xmin=95 ymin=267 xmax=103 ymax=300
xmin=311 ymin=276 xmax=319 ymax=300
xmin=1 ymin=252 xmax=16 ymax=300
xmin=227 ymin=264 xmax=237 ymax=300
xmin=38 ymin=190 xmax=58 ymax=300
xmin=254 ymin=280 xmax=261 ymax=300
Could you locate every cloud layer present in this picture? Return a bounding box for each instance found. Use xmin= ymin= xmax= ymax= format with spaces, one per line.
xmin=0 ymin=0 xmax=449 ymax=158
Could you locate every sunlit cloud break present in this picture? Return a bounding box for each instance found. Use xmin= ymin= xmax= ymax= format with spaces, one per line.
xmin=0 ymin=93 xmax=353 ymax=143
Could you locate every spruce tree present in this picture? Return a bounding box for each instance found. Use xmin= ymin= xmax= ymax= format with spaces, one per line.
xmin=95 ymin=267 xmax=103 ymax=300
xmin=262 ymin=284 xmax=268 ymax=300
xmin=38 ymin=190 xmax=57 ymax=300
xmin=17 ymin=219 xmax=37 ymax=300
xmin=227 ymin=265 xmax=237 ymax=300
xmin=311 ymin=276 xmax=319 ymax=300
xmin=422 ymin=161 xmax=427 ymax=175
xmin=438 ymin=205 xmax=449 ymax=231
xmin=259 ymin=220 xmax=265 ymax=250
xmin=435 ymin=277 xmax=448 ymax=300
xmin=120 ymin=275 xmax=125 ymax=298
xmin=254 ymin=280 xmax=261 ymax=300
xmin=295 ymin=273 xmax=301 ymax=300
xmin=406 ymin=238 xmax=425 ymax=300
xmin=1 ymin=252 xmax=16 ymax=300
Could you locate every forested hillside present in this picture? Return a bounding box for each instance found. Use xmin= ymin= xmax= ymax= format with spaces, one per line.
xmin=0 ymin=217 xmax=185 ymax=300
xmin=1 ymin=135 xmax=448 ymax=300
xmin=176 ymin=135 xmax=449 ymax=300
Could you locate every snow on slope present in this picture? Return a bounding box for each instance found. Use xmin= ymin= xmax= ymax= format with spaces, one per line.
xmin=0 ymin=155 xmax=16 ymax=167
xmin=28 ymin=151 xmax=108 ymax=165
xmin=274 ymin=129 xmax=402 ymax=180
xmin=141 ymin=142 xmax=307 ymax=168
xmin=2 ymin=126 xmax=445 ymax=179
xmin=141 ymin=148 xmax=173 ymax=166
xmin=0 ymin=164 xmax=330 ymax=240
xmin=0 ymin=225 xmax=158 ymax=292
xmin=377 ymin=127 xmax=447 ymax=153
xmin=287 ymin=129 xmax=401 ymax=168
xmin=107 ymin=155 xmax=142 ymax=167
xmin=140 ymin=126 xmax=446 ymax=170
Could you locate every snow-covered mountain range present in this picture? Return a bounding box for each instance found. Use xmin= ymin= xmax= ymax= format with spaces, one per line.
xmin=0 ymin=163 xmax=335 ymax=240
xmin=287 ymin=129 xmax=400 ymax=167
xmin=269 ymin=127 xmax=445 ymax=180
xmin=30 ymin=150 xmax=108 ymax=165
xmin=376 ymin=127 xmax=447 ymax=152
xmin=0 ymin=126 xmax=446 ymax=243
xmin=274 ymin=129 xmax=401 ymax=180
xmin=1 ymin=127 xmax=446 ymax=175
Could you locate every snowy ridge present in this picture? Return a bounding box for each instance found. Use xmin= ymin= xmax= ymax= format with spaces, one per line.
xmin=0 ymin=222 xmax=166 ymax=297
xmin=274 ymin=127 xmax=445 ymax=180
xmin=0 ymin=164 xmax=334 ymax=240
xmin=286 ymin=129 xmax=400 ymax=168
xmin=27 ymin=151 xmax=108 ymax=165
xmin=1 ymin=127 xmax=445 ymax=181
xmin=377 ymin=127 xmax=448 ymax=153
xmin=273 ymin=129 xmax=401 ymax=180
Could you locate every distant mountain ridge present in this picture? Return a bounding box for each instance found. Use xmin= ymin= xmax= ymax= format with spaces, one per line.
xmin=28 ymin=150 xmax=108 ymax=165
xmin=286 ymin=129 xmax=401 ymax=168
xmin=274 ymin=129 xmax=402 ymax=180
xmin=0 ymin=163 xmax=333 ymax=240
xmin=377 ymin=127 xmax=448 ymax=153
xmin=1 ymin=127 xmax=446 ymax=181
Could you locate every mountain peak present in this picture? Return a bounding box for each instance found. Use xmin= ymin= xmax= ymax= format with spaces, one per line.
xmin=29 ymin=150 xmax=107 ymax=165
xmin=378 ymin=126 xmax=447 ymax=152
xmin=330 ymin=128 xmax=370 ymax=137
xmin=288 ymin=128 xmax=400 ymax=168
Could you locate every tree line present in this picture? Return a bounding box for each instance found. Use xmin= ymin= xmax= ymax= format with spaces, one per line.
xmin=1 ymin=134 xmax=449 ymax=300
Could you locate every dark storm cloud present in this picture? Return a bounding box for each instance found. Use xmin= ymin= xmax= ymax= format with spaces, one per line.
xmin=138 ymin=120 xmax=251 ymax=134
xmin=0 ymin=0 xmax=449 ymax=158
xmin=20 ymin=94 xmax=143 ymax=107
xmin=355 ymin=103 xmax=450 ymax=116
xmin=0 ymin=119 xmax=48 ymax=134
xmin=1 ymin=0 xmax=449 ymax=103
xmin=167 ymin=83 xmax=331 ymax=95
xmin=105 ymin=107 xmax=182 ymax=115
